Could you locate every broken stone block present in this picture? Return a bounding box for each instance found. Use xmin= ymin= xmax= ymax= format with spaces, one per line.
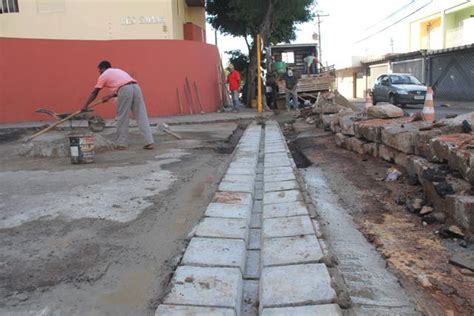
xmin=453 ymin=195 xmax=474 ymax=231
xmin=378 ymin=144 xmax=397 ymax=162
xmin=440 ymin=225 xmax=465 ymax=239
xmin=394 ymin=152 xmax=412 ymax=170
xmin=353 ymin=118 xmax=407 ymax=143
xmin=338 ymin=112 xmax=358 ymax=136
xmin=316 ymin=103 xmax=346 ymax=114
xmin=364 ymin=142 xmax=379 ymax=158
xmin=406 ymin=198 xmax=423 ymax=213
xmin=335 ymin=133 xmax=349 ymax=148
xmin=430 ymin=134 xmax=474 ymax=163
xmin=423 ymin=211 xmax=447 ymax=224
xmin=438 ymin=113 xmax=474 ymax=134
xmin=321 ymin=114 xmax=338 ymax=131
xmin=367 ymin=104 xmax=404 ymax=119
xmin=449 ymin=148 xmax=474 ymax=184
xmin=414 ymin=129 xmax=443 ymax=162
xmin=420 ymin=206 xmax=433 ymax=215
xmin=347 ymin=137 xmax=366 ymax=155
xmin=449 ymin=252 xmax=474 ymax=271
xmin=381 ymin=121 xmax=429 ymax=154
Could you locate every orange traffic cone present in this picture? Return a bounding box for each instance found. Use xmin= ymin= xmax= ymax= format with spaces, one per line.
xmin=422 ymin=86 xmax=435 ymax=123
xmin=364 ymin=89 xmax=373 ymax=111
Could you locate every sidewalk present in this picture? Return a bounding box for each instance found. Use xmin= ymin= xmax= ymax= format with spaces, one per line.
xmin=0 ymin=109 xmax=273 ymax=130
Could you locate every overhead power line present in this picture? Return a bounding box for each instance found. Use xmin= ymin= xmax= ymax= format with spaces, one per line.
xmin=363 ymin=0 xmax=415 ymax=31
xmin=354 ymin=0 xmax=433 ymax=44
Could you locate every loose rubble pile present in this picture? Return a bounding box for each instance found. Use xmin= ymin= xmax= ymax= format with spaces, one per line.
xmin=299 ymin=92 xmax=474 ymax=237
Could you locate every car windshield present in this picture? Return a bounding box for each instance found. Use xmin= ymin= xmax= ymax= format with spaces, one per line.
xmin=389 ymin=75 xmax=421 ymax=85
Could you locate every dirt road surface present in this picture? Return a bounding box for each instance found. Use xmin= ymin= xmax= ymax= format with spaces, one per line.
xmin=0 ymin=122 xmax=245 ymax=315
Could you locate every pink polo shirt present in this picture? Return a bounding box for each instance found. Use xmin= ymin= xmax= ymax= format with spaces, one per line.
xmin=95 ymin=68 xmax=137 ymax=92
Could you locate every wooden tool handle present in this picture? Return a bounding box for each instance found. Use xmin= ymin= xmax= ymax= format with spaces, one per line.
xmin=26 ymin=97 xmax=108 ymax=142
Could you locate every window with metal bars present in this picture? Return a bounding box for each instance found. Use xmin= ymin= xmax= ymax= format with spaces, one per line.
xmin=0 ymin=0 xmax=19 ymax=13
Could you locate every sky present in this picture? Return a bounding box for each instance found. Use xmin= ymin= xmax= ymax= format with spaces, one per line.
xmin=205 ymin=0 xmax=415 ymax=68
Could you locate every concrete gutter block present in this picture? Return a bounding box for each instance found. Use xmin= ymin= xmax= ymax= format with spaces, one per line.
xmin=226 ymin=166 xmax=257 ymax=176
xmin=264 ymin=160 xmax=292 ymax=168
xmin=156 ymin=305 xmax=236 ymax=316
xmin=222 ymin=174 xmax=255 ymax=184
xmin=262 ymin=304 xmax=343 ymax=316
xmin=182 ymin=237 xmax=246 ymax=273
xmin=195 ymin=218 xmax=249 ymax=242
xmin=264 ymin=180 xmax=299 ymax=192
xmin=263 ymin=167 xmax=293 ymax=176
xmin=262 ymin=216 xmax=314 ymax=238
xmin=262 ymin=201 xmax=309 ymax=219
xmin=228 ymin=162 xmax=257 ymax=170
xmin=263 ymin=173 xmax=296 ymax=183
xmin=250 ymin=213 xmax=262 ymax=228
xmin=263 ymin=190 xmax=302 ymax=204
xmin=244 ymin=250 xmax=260 ymax=279
xmin=260 ymin=264 xmax=336 ymax=309
xmin=205 ymin=202 xmax=252 ymax=223
xmin=242 ymin=280 xmax=259 ymax=316
xmin=264 ymin=157 xmax=291 ymax=166
xmin=163 ymin=266 xmax=243 ymax=314
xmin=248 ymin=228 xmax=261 ymax=250
xmin=213 ymin=192 xmax=253 ymax=206
xmin=265 ymin=147 xmax=287 ymax=154
xmin=262 ymin=235 xmax=323 ymax=266
xmin=219 ymin=181 xmax=254 ymax=195
xmin=264 ymin=153 xmax=289 ymax=161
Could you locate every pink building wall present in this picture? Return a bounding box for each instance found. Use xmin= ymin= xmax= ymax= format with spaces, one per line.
xmin=0 ymin=38 xmax=221 ymax=123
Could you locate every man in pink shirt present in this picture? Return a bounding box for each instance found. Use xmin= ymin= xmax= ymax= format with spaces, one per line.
xmin=82 ymin=60 xmax=154 ymax=150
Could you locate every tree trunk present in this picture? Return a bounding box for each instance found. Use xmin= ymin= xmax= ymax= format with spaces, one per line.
xmin=244 ymin=0 xmax=276 ymax=107
xmin=245 ymin=40 xmax=257 ymax=107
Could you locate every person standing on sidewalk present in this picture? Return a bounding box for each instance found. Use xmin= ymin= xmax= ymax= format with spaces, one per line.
xmin=226 ymin=64 xmax=241 ymax=112
xmin=282 ymin=68 xmax=298 ymax=111
xmin=82 ymin=60 xmax=154 ymax=150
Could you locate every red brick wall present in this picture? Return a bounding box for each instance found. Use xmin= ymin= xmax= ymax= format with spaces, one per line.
xmin=0 ymin=38 xmax=220 ymax=123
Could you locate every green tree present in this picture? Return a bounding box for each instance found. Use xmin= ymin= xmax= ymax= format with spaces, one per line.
xmin=207 ymin=0 xmax=315 ymax=105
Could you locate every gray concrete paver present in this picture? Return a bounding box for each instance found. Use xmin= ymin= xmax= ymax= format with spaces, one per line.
xmin=260 ymin=264 xmax=336 ymax=309
xmin=262 ymin=215 xmax=314 ymax=238
xmin=262 ymin=235 xmax=324 ymax=266
xmin=182 ymin=237 xmax=247 ymax=272
xmin=163 ymin=266 xmax=243 ymax=313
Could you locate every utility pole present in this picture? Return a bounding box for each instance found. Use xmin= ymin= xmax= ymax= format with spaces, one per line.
xmin=257 ymin=33 xmax=262 ymax=113
xmin=315 ymin=12 xmax=329 ymax=64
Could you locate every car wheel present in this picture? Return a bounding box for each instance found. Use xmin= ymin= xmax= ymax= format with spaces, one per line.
xmin=372 ymin=94 xmax=377 ymax=105
xmin=389 ymin=94 xmax=397 ymax=106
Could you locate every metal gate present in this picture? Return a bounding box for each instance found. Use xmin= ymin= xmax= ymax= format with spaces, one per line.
xmin=368 ymin=63 xmax=389 ymax=88
xmin=429 ymin=48 xmax=474 ymax=101
xmin=392 ymin=58 xmax=424 ymax=83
